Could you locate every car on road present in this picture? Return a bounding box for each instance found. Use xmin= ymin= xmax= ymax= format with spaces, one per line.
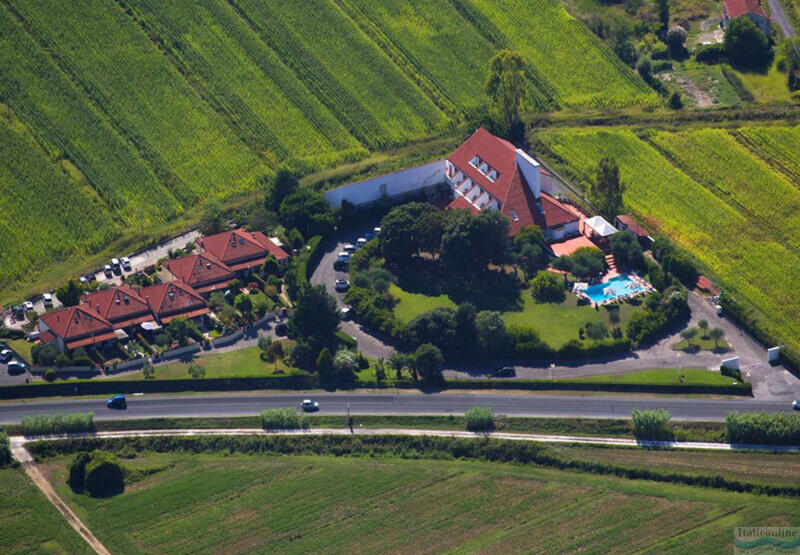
xmin=103 ymin=264 xmax=113 ymax=278
xmin=22 ymin=301 xmax=35 ymax=312
xmin=342 ymin=243 xmax=356 ymax=254
xmin=356 ymin=238 xmax=367 ymax=249
xmin=300 ymin=399 xmax=319 ymax=412
xmin=334 ymin=279 xmax=350 ymax=292
xmin=42 ymin=293 xmax=53 ymax=306
xmin=7 ymin=361 xmax=27 ymax=374
xmin=120 ymin=256 xmax=132 ymax=271
xmin=337 ymin=252 xmax=351 ymax=263
xmin=794 ymin=399 xmax=800 ymax=411
xmin=493 ymin=366 xmax=516 ymax=377
xmin=107 ymin=394 xmax=127 ymax=409
xmin=0 ymin=349 xmax=13 ymax=362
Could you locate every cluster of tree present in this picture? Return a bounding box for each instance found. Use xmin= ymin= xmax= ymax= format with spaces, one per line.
xmin=609 ymin=230 xmax=644 ymax=271
xmin=287 ymin=285 xmax=342 ymax=375
xmin=589 ymin=158 xmax=625 ymax=222
xmin=485 ymin=50 xmax=528 ymax=144
xmin=530 ymin=271 xmax=565 ymax=303
xmin=626 ymin=285 xmax=689 ymax=346
xmin=32 ymin=344 xmax=92 ymax=369
xmin=778 ymin=38 xmax=800 ymax=92
xmin=314 ymin=348 xmax=366 ymax=384
xmin=68 ymin=450 xmax=124 ymax=497
xmin=507 ymin=225 xmax=548 ymax=280
xmin=379 ymin=203 xmax=510 ymax=282
xmin=651 ymin=237 xmax=699 ymax=286
xmin=386 ymin=343 xmax=445 ymax=383
xmin=724 ymin=17 xmax=772 ymax=70
xmin=552 ymin=247 xmax=606 ymax=280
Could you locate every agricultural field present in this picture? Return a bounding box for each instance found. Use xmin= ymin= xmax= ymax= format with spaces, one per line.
xmin=734 ymin=125 xmax=800 ymax=185
xmin=535 ymin=126 xmax=800 ymax=365
xmin=0 ymin=467 xmax=90 ymax=553
xmin=37 ymin=452 xmax=800 ymax=553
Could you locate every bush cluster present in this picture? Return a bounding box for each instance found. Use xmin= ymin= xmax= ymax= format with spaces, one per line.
xmin=0 ymin=431 xmax=11 ymax=467
xmin=631 ymin=408 xmax=673 ymax=441
xmin=260 ymin=408 xmax=309 ymax=430
xmin=725 ymin=412 xmax=800 ymax=445
xmin=465 ymin=407 xmax=495 ymax=432
xmin=68 ymin=450 xmax=124 ymax=497
xmin=21 ymin=413 xmax=94 ymax=436
xmin=284 ymin=235 xmax=323 ymax=301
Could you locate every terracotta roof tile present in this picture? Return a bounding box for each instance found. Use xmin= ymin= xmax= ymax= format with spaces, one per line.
xmin=80 ymin=284 xmax=151 ymax=326
xmin=138 ymin=281 xmax=207 ymax=319
xmin=446 ymin=195 xmax=480 ymax=214
xmin=724 ymin=0 xmax=767 ymax=19
xmin=199 ymin=228 xmax=289 ymax=266
xmin=448 ymin=127 xmax=518 ymax=202
xmin=39 ymin=305 xmax=113 ymax=341
xmin=164 ymin=253 xmax=234 ymax=287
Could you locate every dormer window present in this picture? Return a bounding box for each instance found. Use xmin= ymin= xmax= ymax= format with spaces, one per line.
xmin=510 ymin=210 xmax=519 ymax=222
xmin=470 ymin=155 xmax=480 ymax=167
xmin=487 ymin=169 xmax=497 ymax=182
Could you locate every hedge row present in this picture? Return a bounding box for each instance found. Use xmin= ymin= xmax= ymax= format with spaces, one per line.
xmin=725 ymin=412 xmax=800 ymax=445
xmin=284 ymin=235 xmax=322 ymax=301
xmin=26 ymin=434 xmax=800 ymax=497
xmin=0 ymin=374 xmax=752 ymax=400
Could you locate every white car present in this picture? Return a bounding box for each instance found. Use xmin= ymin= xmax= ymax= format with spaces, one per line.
xmin=42 ymin=293 xmax=53 ymax=306
xmin=7 ymin=361 xmax=27 ymax=374
xmin=103 ymin=264 xmax=113 ymax=278
xmin=373 ymin=227 xmax=381 ymax=235
xmin=22 ymin=301 xmax=34 ymax=312
xmin=356 ymin=238 xmax=367 ymax=249
xmin=0 ymin=349 xmax=12 ymax=363
xmin=300 ymin=399 xmax=319 ymax=412
xmin=342 ymin=243 xmax=356 ymax=253
xmin=793 ymin=399 xmax=800 ymax=411
xmin=334 ymin=279 xmax=350 ymax=292
xmin=336 ymin=252 xmax=351 ymax=263
xmin=120 ymin=256 xmax=132 ymax=271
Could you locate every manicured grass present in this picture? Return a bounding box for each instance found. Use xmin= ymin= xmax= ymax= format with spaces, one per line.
xmin=114 ymin=346 xmax=302 ymax=380
xmin=563 ymin=368 xmax=739 ymax=386
xmin=389 ymin=283 xmax=456 ymax=323
xmin=733 ymin=63 xmax=793 ymax=103
xmin=0 ymin=467 xmax=90 ymax=554
xmin=39 ymin=452 xmax=800 ymax=553
xmin=552 ymin=445 xmax=800 ymax=488
xmin=5 ymin=338 xmax=34 ymax=365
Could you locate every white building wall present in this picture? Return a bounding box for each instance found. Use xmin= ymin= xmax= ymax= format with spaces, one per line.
xmin=515 ymin=149 xmax=541 ymax=198
xmin=324 ymin=160 xmax=446 ymax=208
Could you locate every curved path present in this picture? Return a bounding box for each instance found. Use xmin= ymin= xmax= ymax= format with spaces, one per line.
xmin=0 ymin=392 xmax=794 ymax=424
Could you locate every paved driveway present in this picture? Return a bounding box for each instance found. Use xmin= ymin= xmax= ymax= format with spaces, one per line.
xmin=767 ymin=0 xmax=797 ymax=37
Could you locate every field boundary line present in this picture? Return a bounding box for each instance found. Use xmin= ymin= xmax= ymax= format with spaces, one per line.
xmin=9 ymin=440 xmax=110 ymax=555
xmin=12 ymin=428 xmax=800 ymax=452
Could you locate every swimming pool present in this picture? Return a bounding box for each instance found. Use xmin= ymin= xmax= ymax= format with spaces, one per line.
xmin=583 ymin=275 xmax=645 ymax=303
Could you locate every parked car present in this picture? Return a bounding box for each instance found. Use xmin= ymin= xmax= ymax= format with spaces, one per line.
xmin=300 ymin=399 xmax=319 ymax=412
xmin=373 ymin=227 xmax=381 ymax=235
xmin=110 ymin=258 xmax=122 ymax=275
xmin=342 ymin=243 xmax=356 ymax=254
xmin=120 ymin=256 xmax=132 ymax=271
xmin=333 ymin=259 xmax=349 ymax=271
xmin=106 ymin=394 xmax=127 ymax=409
xmin=6 ymin=361 xmax=27 ymax=374
xmin=85 ymin=273 xmax=96 ymax=282
xmin=334 ymin=279 xmax=350 ymax=292
xmin=340 ymin=307 xmax=353 ymax=320
xmin=42 ymin=293 xmax=53 ymax=306
xmin=103 ymin=264 xmax=113 ymax=278
xmin=79 ymin=276 xmax=88 ymax=284
xmin=0 ymin=349 xmax=13 ymax=362
xmin=337 ymin=252 xmax=351 ymax=263
xmin=493 ymin=366 xmax=516 ymax=377
xmin=364 ymin=231 xmax=375 ymax=240
xmin=793 ymin=399 xmax=800 ymax=411
xmin=356 ymin=238 xmax=367 ymax=249
xmin=22 ymin=301 xmax=34 ymax=312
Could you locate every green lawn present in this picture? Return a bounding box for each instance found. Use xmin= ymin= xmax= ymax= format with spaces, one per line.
xmin=5 ymin=338 xmax=34 ymax=365
xmin=114 ymin=346 xmax=302 ymax=380
xmin=38 ymin=452 xmax=800 ymax=553
xmin=733 ymin=63 xmax=793 ymax=103
xmin=390 ymin=283 xmax=456 ymax=323
xmin=563 ymin=368 xmax=740 ymax=386
xmin=0 ymin=467 xmax=90 ymax=554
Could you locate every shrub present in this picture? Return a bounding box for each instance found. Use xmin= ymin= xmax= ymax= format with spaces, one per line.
xmin=68 ymin=451 xmax=91 ymax=492
xmin=465 ymin=406 xmax=495 ymax=431
xmin=21 ymin=412 xmax=94 ymax=435
xmin=188 ymin=363 xmax=206 ymax=378
xmin=585 ymin=322 xmax=608 ymax=341
xmin=55 ymin=353 xmax=70 ymax=368
xmin=631 ymin=408 xmax=673 ymax=440
xmin=43 ymin=368 xmax=57 ymax=382
xmin=415 ymin=343 xmax=444 ymax=383
xmin=725 ymin=411 xmax=800 ymax=445
xmin=530 ymin=271 xmax=565 ymax=302
xmin=333 ymin=349 xmax=359 ymax=377
xmin=154 ymin=333 xmax=171 ymax=347
xmin=668 ymin=91 xmax=683 ymax=110
xmin=142 ymin=361 xmax=155 ymax=380
xmin=85 ymin=450 xmax=124 ymax=497
xmin=0 ymin=431 xmax=11 ymax=467
xmin=695 ymin=43 xmax=727 ymax=64
xmin=260 ymin=408 xmax=308 ymax=430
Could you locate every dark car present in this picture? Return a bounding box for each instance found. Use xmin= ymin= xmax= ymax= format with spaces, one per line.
xmin=493 ymin=366 xmax=516 ymax=378
xmin=106 ymin=395 xmax=127 ymax=409
xmin=275 ymin=322 xmax=288 ymax=336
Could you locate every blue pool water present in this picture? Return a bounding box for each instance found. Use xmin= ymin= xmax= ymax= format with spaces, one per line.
xmin=583 ymin=275 xmax=645 ymax=303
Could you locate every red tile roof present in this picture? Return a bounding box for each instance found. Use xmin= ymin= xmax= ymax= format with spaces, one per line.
xmin=500 ymin=167 xmax=578 ymax=235
xmin=616 ymin=215 xmax=649 ymax=237
xmin=164 ymin=253 xmax=234 ymax=288
xmin=199 ymin=228 xmax=289 ymax=266
xmin=39 ymin=305 xmax=113 ymax=341
xmin=448 ymin=127 xmax=518 ymax=201
xmin=724 ymin=0 xmax=766 ymax=19
xmin=160 ymin=307 xmax=210 ymax=324
xmin=66 ymin=331 xmax=118 ymax=350
xmin=139 ymin=281 xmax=207 ymax=319
xmin=446 ymin=195 xmax=480 ymax=215
xmin=80 ymin=285 xmax=151 ymax=329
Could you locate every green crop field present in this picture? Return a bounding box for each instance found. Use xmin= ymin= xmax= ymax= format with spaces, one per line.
xmin=536 ymin=127 xmax=800 ymax=364
xmin=0 ymin=467 xmax=90 ymax=553
xmin=735 ymin=125 xmax=800 ymax=186
xmin=35 ymin=452 xmax=800 ymax=553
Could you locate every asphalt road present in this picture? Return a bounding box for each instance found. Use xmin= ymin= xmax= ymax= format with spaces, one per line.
xmin=0 ymin=392 xmax=794 ymax=424
xmin=767 ymin=0 xmax=797 ymax=38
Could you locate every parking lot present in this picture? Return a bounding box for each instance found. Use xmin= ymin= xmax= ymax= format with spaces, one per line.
xmin=0 ymin=346 xmax=32 ymax=386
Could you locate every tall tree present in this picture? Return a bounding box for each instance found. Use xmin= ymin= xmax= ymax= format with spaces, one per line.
xmin=268 ymin=168 xmax=299 ymax=212
xmin=55 ymin=278 xmax=85 ymax=307
xmin=656 ymin=0 xmax=669 ymax=31
xmin=288 ymin=284 xmax=340 ymax=350
xmin=279 ymin=188 xmax=334 ymax=238
xmin=414 ymin=343 xmax=444 ymax=382
xmin=485 ymin=50 xmax=527 ymax=138
xmin=590 ymin=157 xmax=625 ymax=221
xmin=724 ymin=17 xmax=772 ymax=69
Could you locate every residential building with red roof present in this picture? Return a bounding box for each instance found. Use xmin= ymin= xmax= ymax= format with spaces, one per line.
xmin=722 ymin=0 xmax=770 ymax=37
xmin=38 ymin=304 xmax=116 ymax=353
xmin=444 ymin=127 xmax=580 ymax=240
xmin=164 ymin=252 xmax=235 ymax=296
xmin=197 ymin=228 xmax=289 ymax=276
xmin=139 ymin=281 xmax=209 ymax=325
xmin=615 ymin=214 xmax=653 ymax=247
xmin=80 ymin=284 xmax=154 ymax=331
